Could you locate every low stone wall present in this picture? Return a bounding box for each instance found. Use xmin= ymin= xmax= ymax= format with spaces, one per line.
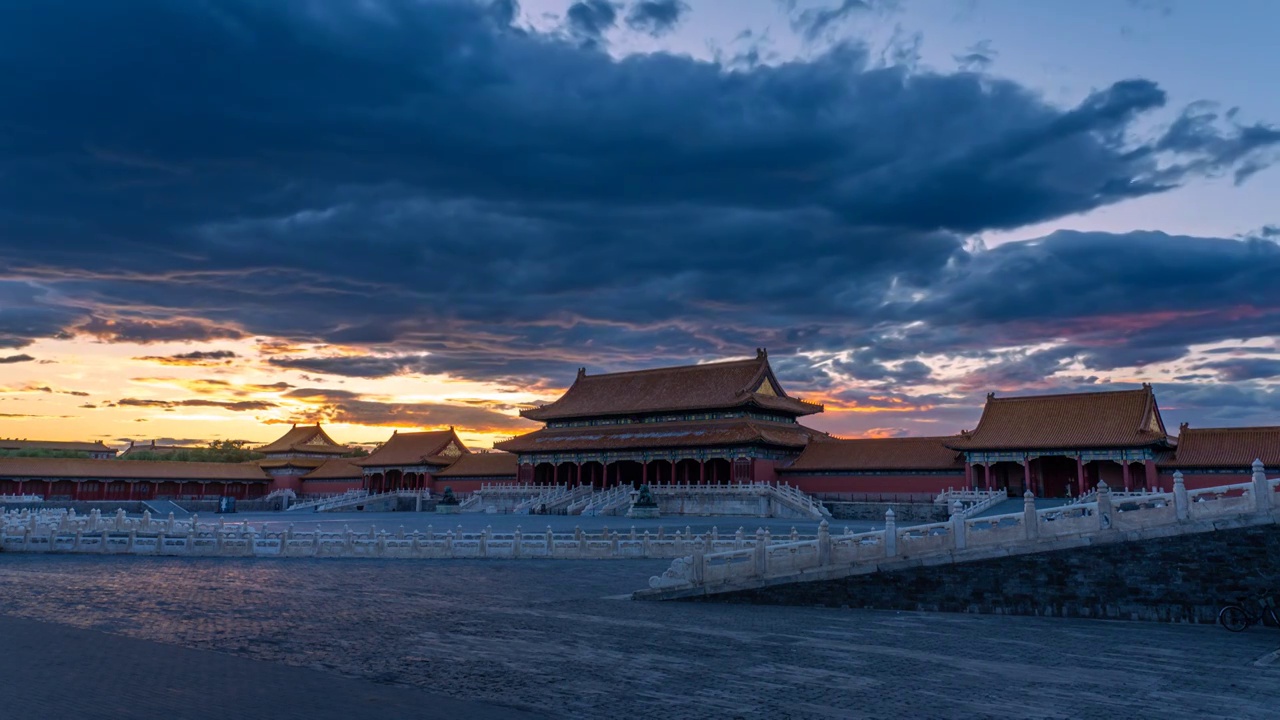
xmin=0 ymin=499 xmax=283 ymax=514
xmin=657 ymin=492 xmax=770 ymax=517
xmin=0 ymin=501 xmax=150 ymax=514
xmin=701 ymin=521 xmax=1280 ymax=623
xmin=824 ymin=502 xmax=946 ymax=523
xmin=0 ymin=523 xmax=788 ymax=561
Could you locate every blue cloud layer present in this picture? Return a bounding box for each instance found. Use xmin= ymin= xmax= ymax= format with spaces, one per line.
xmin=0 ymin=0 xmax=1278 ymax=429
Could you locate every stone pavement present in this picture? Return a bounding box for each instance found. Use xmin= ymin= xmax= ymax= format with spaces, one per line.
xmin=1 ymin=554 xmax=1279 ymax=719
xmin=0 ymin=614 xmax=545 ymax=720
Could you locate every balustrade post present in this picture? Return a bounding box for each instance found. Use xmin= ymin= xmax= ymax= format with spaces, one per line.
xmin=1023 ymin=490 xmax=1038 ymax=540
xmin=884 ymin=509 xmax=897 ymax=557
xmin=479 ymin=527 xmax=489 ymax=557
xmin=1251 ymin=459 xmax=1271 ymax=513
xmin=1096 ymin=481 xmax=1113 ymax=531
xmin=754 ymin=528 xmax=767 ymax=576
xmin=643 ymin=531 xmax=652 ymax=557
xmin=127 ymin=529 xmax=137 ymax=553
xmin=1173 ymin=471 xmax=1189 ymax=520
xmin=950 ymin=500 xmax=967 ymax=551
xmin=817 ymin=520 xmax=830 ymax=565
xmin=514 ymin=526 xmax=523 ymax=558
xmin=692 ymin=541 xmax=706 ymax=584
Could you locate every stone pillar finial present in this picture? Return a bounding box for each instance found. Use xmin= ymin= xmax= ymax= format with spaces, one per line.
xmin=1173 ymin=470 xmax=1188 ymax=520
xmin=884 ymin=508 xmax=897 ymax=557
xmin=1023 ymin=490 xmax=1039 ymax=539
xmin=1251 ymin=459 xmax=1271 ymax=513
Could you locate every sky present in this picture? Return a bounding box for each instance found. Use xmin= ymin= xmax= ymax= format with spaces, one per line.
xmin=1 ymin=0 xmax=1279 ymax=450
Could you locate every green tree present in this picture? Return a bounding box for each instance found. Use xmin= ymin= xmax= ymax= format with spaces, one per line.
xmin=123 ymin=440 xmax=264 ymax=463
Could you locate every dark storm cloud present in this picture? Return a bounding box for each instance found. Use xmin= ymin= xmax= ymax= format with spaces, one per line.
xmin=76 ymin=317 xmax=246 ymax=345
xmin=1192 ymin=358 xmax=1280 ymax=382
xmin=114 ymin=398 xmax=276 ymax=412
xmin=784 ymin=0 xmax=882 ymax=42
xmin=283 ymin=387 xmax=532 ymax=431
xmin=889 ymin=231 xmax=1280 ymax=372
xmin=134 ymin=350 xmax=239 ymax=366
xmin=625 ymin=0 xmax=688 ymax=36
xmin=0 ymin=354 xmax=35 ymax=364
xmin=268 ymin=354 xmax=433 ymax=378
xmin=0 ymin=0 xmax=1276 ymax=421
xmin=566 ymin=0 xmax=619 ymax=43
xmin=953 ymin=40 xmax=996 ymax=72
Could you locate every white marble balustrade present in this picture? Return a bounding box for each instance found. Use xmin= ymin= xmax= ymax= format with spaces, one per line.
xmin=644 ymin=462 xmax=1280 ymax=596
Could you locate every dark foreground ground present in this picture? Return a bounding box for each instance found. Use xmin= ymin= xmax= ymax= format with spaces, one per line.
xmin=1 ymin=555 xmax=1278 ymax=719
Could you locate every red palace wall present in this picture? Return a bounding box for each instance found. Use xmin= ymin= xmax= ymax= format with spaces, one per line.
xmin=781 ymin=474 xmax=965 ymax=496
xmin=0 ymin=479 xmax=266 ymax=500
xmin=1158 ymin=470 xmax=1258 ymax=490
xmin=431 ymin=478 xmax=490 ymax=494
xmin=752 ymin=459 xmax=780 ymax=484
xmin=268 ymin=475 xmax=303 ymax=494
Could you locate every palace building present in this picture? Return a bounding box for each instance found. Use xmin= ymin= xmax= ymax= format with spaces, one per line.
xmin=0 ymin=351 xmax=1276 ymax=503
xmin=494 ymin=349 xmax=826 ymax=487
xmin=254 ymin=424 xmax=352 ymax=494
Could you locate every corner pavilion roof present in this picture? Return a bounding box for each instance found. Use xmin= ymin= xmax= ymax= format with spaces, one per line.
xmin=521 ymin=349 xmax=822 ymax=422
xmin=353 ymin=429 xmax=466 ymax=467
xmin=782 ymin=436 xmax=965 ymax=472
xmin=434 ymin=452 xmax=519 ymax=478
xmin=496 ymin=418 xmax=822 ymax=454
xmin=255 ymin=424 xmax=349 ymax=455
xmin=947 ymin=386 xmax=1169 ymax=452
xmin=301 ymin=458 xmax=365 ymax=480
xmin=1165 ymin=425 xmax=1280 ymax=468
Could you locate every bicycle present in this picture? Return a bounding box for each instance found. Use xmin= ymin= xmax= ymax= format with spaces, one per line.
xmin=1218 ymin=593 xmax=1280 ymax=632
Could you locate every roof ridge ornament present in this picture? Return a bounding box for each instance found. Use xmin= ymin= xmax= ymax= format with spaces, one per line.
xmin=756 ymin=347 xmax=767 ymax=359
xmin=577 ymin=367 xmax=586 ymax=379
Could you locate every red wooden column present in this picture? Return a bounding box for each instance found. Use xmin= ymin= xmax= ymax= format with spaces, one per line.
xmin=964 ymin=462 xmax=974 ymax=490
xmin=1023 ymin=460 xmax=1032 ymax=496
xmin=983 ymin=464 xmax=992 ymax=491
xmin=1076 ymin=457 xmax=1086 ymax=496
xmin=699 ymin=460 xmax=705 ymax=484
xmin=1122 ymin=461 xmax=1132 ymax=492
xmin=1144 ymin=460 xmax=1158 ymax=491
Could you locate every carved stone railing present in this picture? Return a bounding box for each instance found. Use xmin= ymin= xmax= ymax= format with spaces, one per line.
xmin=935 ymin=488 xmax=1007 ymax=517
xmin=639 ymin=463 xmax=1280 ymax=599
xmin=286 ymin=489 xmax=367 ymax=512
xmin=0 ymin=516 xmax=821 ymax=561
xmin=0 ymin=494 xmax=44 ymax=503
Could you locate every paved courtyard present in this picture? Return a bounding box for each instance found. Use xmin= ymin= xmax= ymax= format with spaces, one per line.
xmin=1 ymin=554 xmax=1278 ymax=719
